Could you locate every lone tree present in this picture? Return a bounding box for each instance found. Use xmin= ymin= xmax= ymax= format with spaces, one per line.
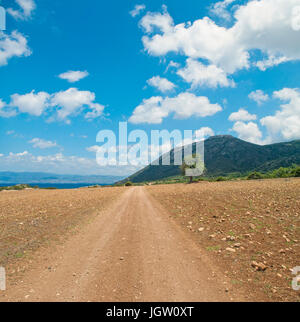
xmin=181 ymin=154 xmax=205 ymax=183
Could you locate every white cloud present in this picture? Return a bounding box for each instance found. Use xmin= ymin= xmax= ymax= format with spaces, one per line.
xmin=10 ymin=91 xmax=50 ymax=116
xmin=129 ymin=96 xmax=167 ymax=124
xmin=195 ymin=127 xmax=215 ymax=139
xmin=140 ymin=1 xmax=300 ymax=75
xmin=9 ymin=151 xmax=29 ymax=157
xmin=232 ymin=88 xmax=300 ymax=144
xmin=165 ymin=60 xmax=180 ymax=72
xmin=0 ymin=99 xmax=17 ymax=118
xmin=147 ymin=76 xmax=176 ymax=92
xmin=86 ymin=145 xmax=118 ymax=155
xmin=29 ymin=138 xmax=57 ymax=149
xmin=260 ymin=88 xmax=300 ymax=141
xmin=0 ymin=151 xmax=138 ymax=176
xmin=256 ymin=55 xmax=290 ymax=71
xmin=84 ymin=103 xmax=105 ymax=120
xmin=129 ymin=92 xmax=222 ymax=124
xmin=210 ymin=0 xmax=237 ymax=21
xmin=0 ymin=88 xmax=105 ymax=121
xmin=177 ymin=58 xmax=235 ymax=88
xmin=140 ymin=5 xmax=173 ymax=34
xmin=0 ymin=154 xmax=3 ymax=157
xmin=86 ymin=146 xmax=100 ymax=153
xmin=58 ymin=70 xmax=89 ymax=83
xmin=51 ymin=88 xmax=105 ymax=121
xmin=140 ymin=7 xmax=248 ymax=74
xmin=249 ymin=90 xmax=269 ymax=105
xmin=229 ymin=108 xmax=257 ymax=121
xmin=232 ymin=121 xmax=263 ymax=144
xmin=0 ymin=31 xmax=31 ymax=66
xmin=130 ymin=4 xmax=146 ymax=17
xmin=7 ymin=0 xmax=36 ymax=20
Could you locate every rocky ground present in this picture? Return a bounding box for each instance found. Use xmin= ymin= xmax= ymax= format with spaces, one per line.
xmin=147 ymin=178 xmax=300 ymax=302
xmin=0 ymin=187 xmax=245 ymax=302
xmin=0 ymin=179 xmax=299 ymax=302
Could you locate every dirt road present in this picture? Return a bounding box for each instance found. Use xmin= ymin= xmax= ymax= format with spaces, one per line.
xmin=1 ymin=187 xmax=245 ymax=302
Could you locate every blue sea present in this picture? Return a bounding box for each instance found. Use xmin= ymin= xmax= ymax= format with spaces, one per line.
xmin=0 ymin=183 xmax=110 ymax=189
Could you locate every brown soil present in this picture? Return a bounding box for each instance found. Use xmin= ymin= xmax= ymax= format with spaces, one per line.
xmin=0 ymin=179 xmax=299 ymax=302
xmin=147 ymin=178 xmax=300 ymax=302
xmin=1 ymin=186 xmax=245 ymax=302
xmin=0 ymin=187 xmax=123 ymax=287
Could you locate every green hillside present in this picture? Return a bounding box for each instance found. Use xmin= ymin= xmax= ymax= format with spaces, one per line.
xmin=122 ymin=135 xmax=300 ymax=183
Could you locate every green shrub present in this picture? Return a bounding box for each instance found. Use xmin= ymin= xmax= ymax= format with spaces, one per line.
xmin=292 ymin=166 xmax=300 ymax=177
xmin=247 ymin=171 xmax=264 ymax=180
xmin=216 ymin=176 xmax=227 ymax=182
xmin=125 ymin=181 xmax=133 ymax=186
xmin=272 ymin=167 xmax=290 ymax=178
xmin=0 ymin=184 xmax=34 ymax=191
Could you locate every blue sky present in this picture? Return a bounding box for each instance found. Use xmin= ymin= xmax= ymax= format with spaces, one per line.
xmin=0 ymin=0 xmax=300 ymax=175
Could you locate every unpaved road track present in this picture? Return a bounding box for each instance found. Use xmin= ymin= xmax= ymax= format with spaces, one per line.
xmin=1 ymin=187 xmax=245 ymax=302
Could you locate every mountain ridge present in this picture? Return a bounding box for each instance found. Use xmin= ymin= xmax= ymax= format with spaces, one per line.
xmin=122 ymin=135 xmax=300 ymax=183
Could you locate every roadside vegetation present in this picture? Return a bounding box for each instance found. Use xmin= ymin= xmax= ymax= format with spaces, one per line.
xmin=0 ymin=184 xmax=37 ymax=191
xmin=116 ymin=165 xmax=300 ymax=186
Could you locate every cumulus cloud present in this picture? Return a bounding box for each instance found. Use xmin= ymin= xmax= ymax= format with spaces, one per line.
xmin=140 ymin=1 xmax=300 ymax=75
xmin=231 ymin=87 xmax=300 ymax=144
xmin=140 ymin=6 xmax=247 ymax=73
xmin=177 ymin=58 xmax=235 ymax=88
xmin=249 ymin=90 xmax=269 ymax=105
xmin=0 ymin=99 xmax=17 ymax=117
xmin=0 ymin=88 xmax=105 ymax=121
xmin=229 ymin=108 xmax=257 ymax=121
xmin=260 ymin=88 xmax=300 ymax=141
xmin=130 ymin=4 xmax=146 ymax=17
xmin=195 ymin=127 xmax=215 ymax=139
xmin=129 ymin=92 xmax=222 ymax=124
xmin=232 ymin=121 xmax=263 ymax=144
xmin=147 ymin=76 xmax=176 ymax=92
xmin=140 ymin=4 xmax=173 ymax=34
xmin=51 ymin=88 xmax=105 ymax=121
xmin=10 ymin=91 xmax=50 ymax=116
xmin=0 ymin=31 xmax=31 ymax=66
xmin=7 ymin=0 xmax=36 ymax=20
xmin=29 ymin=138 xmax=57 ymax=149
xmin=256 ymin=55 xmax=290 ymax=71
xmin=58 ymin=70 xmax=89 ymax=83
xmin=84 ymin=103 xmax=105 ymax=120
xmin=210 ymin=0 xmax=237 ymax=21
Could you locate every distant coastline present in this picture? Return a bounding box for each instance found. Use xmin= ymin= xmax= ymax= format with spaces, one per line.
xmin=0 ymin=171 xmax=125 ymax=187
xmin=0 ymin=183 xmax=110 ymax=189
